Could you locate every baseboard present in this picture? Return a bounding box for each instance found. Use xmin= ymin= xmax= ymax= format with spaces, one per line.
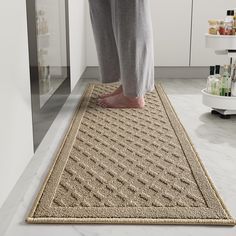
xmin=154 ymin=67 xmax=209 ymax=79
xmin=82 ymin=66 xmax=209 ymax=80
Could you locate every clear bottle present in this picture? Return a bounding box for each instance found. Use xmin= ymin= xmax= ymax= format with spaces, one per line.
xmin=218 ymin=20 xmax=225 ymax=35
xmin=224 ymin=10 xmax=234 ymax=35
xmin=207 ymin=66 xmax=215 ymax=93
xmin=41 ymin=65 xmax=51 ymax=94
xmin=233 ymin=16 xmax=236 ymax=35
xmin=221 ymin=65 xmax=230 ymax=96
xmin=211 ymin=65 xmax=221 ymax=96
xmin=231 ymin=65 xmax=236 ymax=97
xmin=42 ymin=17 xmax=46 ymax=34
xmin=228 ymin=64 xmax=235 ymax=96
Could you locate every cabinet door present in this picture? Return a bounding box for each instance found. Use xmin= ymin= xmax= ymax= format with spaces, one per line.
xmin=150 ymin=0 xmax=192 ymax=66
xmin=191 ymin=0 xmax=236 ymax=66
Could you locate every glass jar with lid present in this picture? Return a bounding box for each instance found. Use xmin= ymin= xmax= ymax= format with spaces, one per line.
xmin=218 ymin=20 xmax=225 ymax=35
xmin=208 ymin=20 xmax=218 ymax=35
xmin=233 ymin=16 xmax=236 ymax=35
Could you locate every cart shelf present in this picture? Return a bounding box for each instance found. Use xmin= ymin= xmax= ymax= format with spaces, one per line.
xmin=202 ymin=89 xmax=236 ymax=110
xmin=203 ymin=34 xmax=236 ymax=118
xmin=205 ymin=34 xmax=236 ymax=50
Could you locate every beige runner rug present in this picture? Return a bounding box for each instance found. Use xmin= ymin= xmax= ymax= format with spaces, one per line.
xmin=27 ymin=83 xmax=235 ymax=225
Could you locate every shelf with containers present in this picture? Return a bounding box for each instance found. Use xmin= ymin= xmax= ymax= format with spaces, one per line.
xmin=202 ymin=34 xmax=236 ymax=119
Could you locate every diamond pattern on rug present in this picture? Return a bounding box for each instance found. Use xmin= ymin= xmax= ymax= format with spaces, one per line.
xmin=27 ymin=83 xmax=235 ymax=225
xmin=52 ymin=84 xmax=205 ymax=208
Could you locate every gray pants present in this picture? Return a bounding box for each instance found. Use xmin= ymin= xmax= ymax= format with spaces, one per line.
xmin=88 ymin=0 xmax=155 ymax=97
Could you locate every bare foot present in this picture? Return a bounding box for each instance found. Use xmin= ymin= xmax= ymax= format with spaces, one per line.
xmin=99 ymin=85 xmax=123 ymax=99
xmin=97 ymin=93 xmax=145 ymax=108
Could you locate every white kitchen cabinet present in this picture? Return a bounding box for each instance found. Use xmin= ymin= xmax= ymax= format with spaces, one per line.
xmin=86 ymin=0 xmax=193 ymax=67
xmin=191 ymin=0 xmax=236 ymax=66
xmin=150 ymin=0 xmax=192 ymax=66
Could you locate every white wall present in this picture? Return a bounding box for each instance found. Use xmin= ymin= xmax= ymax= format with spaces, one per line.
xmin=0 ymin=0 xmax=34 ymax=208
xmin=69 ymin=0 xmax=87 ymax=90
xmin=191 ymin=0 xmax=236 ymax=66
xmin=0 ymin=0 xmax=87 ymax=208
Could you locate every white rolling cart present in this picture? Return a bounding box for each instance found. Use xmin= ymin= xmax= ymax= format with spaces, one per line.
xmin=202 ymin=34 xmax=236 ymax=119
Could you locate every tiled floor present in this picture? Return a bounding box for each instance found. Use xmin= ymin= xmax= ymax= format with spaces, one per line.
xmin=1 ymin=77 xmax=236 ymax=236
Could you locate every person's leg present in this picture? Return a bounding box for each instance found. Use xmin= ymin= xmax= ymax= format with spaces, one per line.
xmin=88 ymin=0 xmax=122 ymax=97
xmin=98 ymin=0 xmax=155 ymax=108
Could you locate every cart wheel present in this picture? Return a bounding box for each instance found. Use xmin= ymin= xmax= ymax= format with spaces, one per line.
xmin=220 ymin=114 xmax=231 ymax=119
xmin=211 ymin=110 xmax=218 ymax=115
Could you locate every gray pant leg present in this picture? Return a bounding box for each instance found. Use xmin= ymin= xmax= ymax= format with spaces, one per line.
xmin=111 ymin=0 xmax=155 ymax=97
xmin=88 ymin=0 xmax=120 ymax=83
